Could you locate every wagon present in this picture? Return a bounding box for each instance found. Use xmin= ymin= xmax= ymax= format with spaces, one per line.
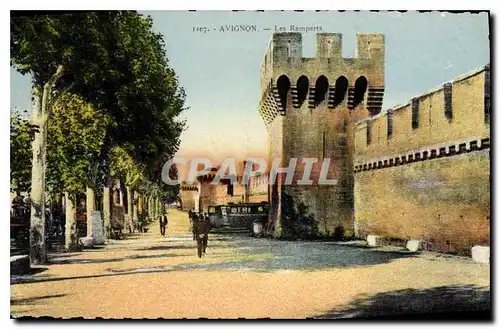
xmin=208 ymin=203 xmax=269 ymax=232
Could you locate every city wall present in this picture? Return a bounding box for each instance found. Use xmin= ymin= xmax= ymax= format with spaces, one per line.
xmin=353 ymin=65 xmax=490 ymax=253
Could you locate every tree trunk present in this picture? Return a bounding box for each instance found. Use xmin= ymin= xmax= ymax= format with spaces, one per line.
xmin=148 ymin=197 xmax=153 ymax=221
xmin=157 ymin=197 xmax=162 ymax=216
xmin=28 ymin=66 xmax=65 ymax=264
xmin=119 ymin=188 xmax=124 ymax=207
xmin=132 ymin=191 xmax=138 ymax=230
xmin=64 ymin=192 xmax=78 ymax=251
xmin=86 ymin=186 xmax=95 ymax=237
xmin=29 ymin=85 xmax=47 ymax=265
xmin=103 ymin=182 xmax=111 ymax=239
xmin=138 ymin=194 xmax=143 ymax=215
xmin=153 ymin=197 xmax=157 ymax=219
xmin=126 ymin=186 xmax=132 ymax=231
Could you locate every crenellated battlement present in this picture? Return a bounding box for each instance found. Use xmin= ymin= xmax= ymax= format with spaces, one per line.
xmin=354 ymin=64 xmax=491 ymax=167
xmin=260 ymin=33 xmax=384 ymax=82
xmin=259 ymin=32 xmax=385 ymax=129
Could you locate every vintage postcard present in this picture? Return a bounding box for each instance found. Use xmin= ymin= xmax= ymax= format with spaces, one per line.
xmin=10 ymin=10 xmax=491 ymax=320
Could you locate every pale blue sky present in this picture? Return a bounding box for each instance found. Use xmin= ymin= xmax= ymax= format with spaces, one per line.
xmin=10 ymin=11 xmax=490 ymax=161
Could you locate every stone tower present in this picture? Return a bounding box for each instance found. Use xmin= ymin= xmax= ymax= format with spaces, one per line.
xmin=258 ymin=32 xmax=385 ymax=238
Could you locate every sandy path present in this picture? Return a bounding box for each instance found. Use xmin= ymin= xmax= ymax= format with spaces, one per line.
xmin=11 ymin=209 xmax=490 ymax=319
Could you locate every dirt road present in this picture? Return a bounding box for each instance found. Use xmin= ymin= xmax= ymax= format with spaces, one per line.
xmin=11 ymin=209 xmax=490 ymax=319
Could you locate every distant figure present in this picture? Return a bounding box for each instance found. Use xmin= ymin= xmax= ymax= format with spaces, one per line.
xmin=193 ymin=214 xmax=211 ymax=258
xmin=160 ymin=212 xmax=168 ymax=236
xmin=191 ymin=212 xmax=199 ymax=240
xmin=12 ymin=195 xmax=25 ymax=217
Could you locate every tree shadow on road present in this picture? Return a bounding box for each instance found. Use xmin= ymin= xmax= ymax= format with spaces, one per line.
xmin=204 ymin=234 xmax=418 ymax=272
xmin=10 ymin=232 xmax=422 ymax=286
xmin=136 ymin=245 xmax=198 ymax=251
xmin=312 ymin=284 xmax=491 ymax=320
xmin=11 ymin=294 xmax=68 ymax=306
xmin=46 ymin=252 xmax=186 ymax=265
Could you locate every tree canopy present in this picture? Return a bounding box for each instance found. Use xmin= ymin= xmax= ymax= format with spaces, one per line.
xmin=46 ymin=93 xmax=111 ymax=197
xmin=11 ymin=11 xmax=187 ymax=262
xmin=10 ymin=111 xmax=36 ymax=194
xmin=11 ymin=11 xmax=187 ymax=196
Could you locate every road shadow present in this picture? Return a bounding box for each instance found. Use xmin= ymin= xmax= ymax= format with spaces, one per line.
xmin=11 ymin=266 xmax=49 ymax=277
xmin=136 ymin=245 xmax=199 ymax=251
xmin=9 ymin=231 xmax=425 ymax=286
xmin=48 ymin=257 xmax=123 ymax=265
xmin=200 ymin=234 xmax=418 ymax=271
xmin=11 ymin=294 xmax=68 ymax=306
xmin=47 ymin=252 xmax=186 ymax=265
xmin=312 ymin=284 xmax=491 ymax=320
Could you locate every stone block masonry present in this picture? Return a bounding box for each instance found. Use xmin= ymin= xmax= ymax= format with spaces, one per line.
xmin=259 ymin=32 xmax=385 ymax=238
xmin=354 ymin=65 xmax=490 ymax=255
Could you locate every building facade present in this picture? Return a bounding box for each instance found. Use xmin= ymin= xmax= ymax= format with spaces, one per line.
xmin=179 ymin=162 xmax=270 ymax=213
xmin=180 ymin=183 xmax=199 ymax=212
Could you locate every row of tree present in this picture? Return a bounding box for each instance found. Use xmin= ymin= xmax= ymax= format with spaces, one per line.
xmin=10 ymin=11 xmax=187 ymax=264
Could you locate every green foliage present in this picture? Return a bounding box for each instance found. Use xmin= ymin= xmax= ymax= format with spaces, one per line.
xmin=102 ymin=12 xmax=187 ymax=182
xmin=109 ymin=145 xmax=143 ymax=187
xmin=47 ymin=93 xmax=111 ymax=196
xmin=11 ymin=12 xmax=121 ymax=94
xmin=159 ymin=164 xmax=180 ymax=203
xmin=12 ymin=11 xmax=187 ymax=205
xmin=10 ymin=111 xmax=36 ymax=193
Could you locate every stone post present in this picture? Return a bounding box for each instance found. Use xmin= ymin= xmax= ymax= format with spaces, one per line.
xmin=91 ymin=211 xmax=105 ymax=245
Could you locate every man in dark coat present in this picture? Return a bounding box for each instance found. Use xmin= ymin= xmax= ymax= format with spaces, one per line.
xmin=159 ymin=212 xmax=168 ymax=236
xmin=193 ymin=213 xmax=211 ymax=258
xmin=191 ymin=212 xmax=198 ymax=240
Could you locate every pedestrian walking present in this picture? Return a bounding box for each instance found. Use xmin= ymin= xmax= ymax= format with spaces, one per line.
xmin=193 ymin=214 xmax=211 ymax=258
xmin=160 ymin=212 xmax=168 ymax=236
xmin=191 ymin=212 xmax=198 ymax=240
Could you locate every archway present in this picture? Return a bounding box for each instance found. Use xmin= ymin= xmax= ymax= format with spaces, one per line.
xmin=314 ymin=75 xmax=329 ymax=107
xmin=295 ymin=75 xmax=309 ymax=108
xmin=276 ymin=75 xmax=291 ymax=111
xmin=333 ymin=76 xmax=349 ymax=108
xmin=353 ymin=76 xmax=368 ymax=108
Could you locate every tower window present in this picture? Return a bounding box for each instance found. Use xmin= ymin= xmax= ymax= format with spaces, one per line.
xmin=485 ymin=65 xmax=491 ymax=123
xmin=412 ymin=98 xmax=420 ymax=129
xmin=444 ymin=82 xmax=453 ymax=121
xmin=367 ymin=121 xmax=372 ymax=145
xmin=387 ymin=110 xmax=393 ymax=139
